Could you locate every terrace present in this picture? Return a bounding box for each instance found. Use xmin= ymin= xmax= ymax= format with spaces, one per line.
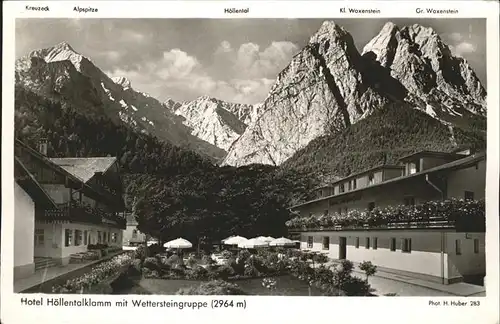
xmin=286 ymin=199 xmax=485 ymax=233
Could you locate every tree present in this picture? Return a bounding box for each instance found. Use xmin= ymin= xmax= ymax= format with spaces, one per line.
xmin=359 ymin=261 xmax=377 ymax=280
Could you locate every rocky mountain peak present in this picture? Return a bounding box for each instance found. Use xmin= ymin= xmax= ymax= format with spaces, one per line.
xmin=310 ymin=21 xmax=348 ymax=42
xmin=362 ymin=22 xmax=400 ymax=67
xmin=223 ymin=21 xmax=486 ymax=167
xmin=53 ymin=41 xmax=76 ymax=52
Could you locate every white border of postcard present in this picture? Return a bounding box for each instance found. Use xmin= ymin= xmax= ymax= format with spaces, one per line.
xmin=2 ymin=1 xmax=500 ymax=324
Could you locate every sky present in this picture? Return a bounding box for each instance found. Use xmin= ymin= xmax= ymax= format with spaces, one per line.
xmin=16 ymin=18 xmax=486 ymax=105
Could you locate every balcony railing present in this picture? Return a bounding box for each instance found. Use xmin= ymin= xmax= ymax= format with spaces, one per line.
xmin=287 ymin=199 xmax=486 ymax=233
xmin=38 ymin=201 xmax=126 ymax=228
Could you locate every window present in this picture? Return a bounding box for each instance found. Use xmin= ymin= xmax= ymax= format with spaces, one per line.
xmin=84 ymin=231 xmax=88 ymax=245
xmin=355 ymin=237 xmax=360 ymax=248
xmin=352 ymin=179 xmax=357 ymax=190
xmin=409 ymin=162 xmax=420 ymax=174
xmin=340 ymin=183 xmax=345 ymax=193
xmin=373 ymin=237 xmax=378 ymax=250
xmin=348 ymin=181 xmax=352 ymax=191
xmin=368 ymin=202 xmax=375 ymax=211
xmin=132 ymin=229 xmax=138 ymax=239
xmin=365 ymin=237 xmax=370 ymax=249
xmin=322 ymin=237 xmax=330 ymax=250
xmin=97 ymin=231 xmax=102 ymax=243
xmin=464 ymin=191 xmax=474 ymax=201
xmin=402 ymin=238 xmax=412 ymax=253
xmin=307 ymin=236 xmax=313 ymax=248
xmin=455 ymin=239 xmax=462 ymax=255
xmin=75 ymin=230 xmax=83 ymax=246
xmin=112 ymin=233 xmax=118 ymax=243
xmin=474 ymin=239 xmax=480 ymax=254
xmin=34 ymin=229 xmax=44 ymax=246
xmin=404 ymin=196 xmax=415 ymax=206
xmin=65 ymin=229 xmax=73 ymax=247
xmin=103 ymin=232 xmax=107 ymax=243
xmin=368 ymin=173 xmax=374 ymax=185
xmin=390 ymin=238 xmax=396 ymax=251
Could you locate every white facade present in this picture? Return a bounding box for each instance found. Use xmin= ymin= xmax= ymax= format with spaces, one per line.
xmin=446 ymin=160 xmax=486 ymax=200
xmin=300 ymin=230 xmax=485 ymax=284
xmin=14 ymin=183 xmax=36 ymax=279
xmin=122 ymin=224 xmax=146 ymax=245
xmin=35 ymin=222 xmax=123 ymax=265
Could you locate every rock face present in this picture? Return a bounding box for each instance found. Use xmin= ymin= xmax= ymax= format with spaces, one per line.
xmin=170 ymin=96 xmax=253 ymax=152
xmin=222 ymin=21 xmax=486 ymax=167
xmin=15 ymin=42 xmax=226 ymax=161
xmin=222 ymin=22 xmax=391 ymax=166
xmin=362 ymin=22 xmax=486 ymax=120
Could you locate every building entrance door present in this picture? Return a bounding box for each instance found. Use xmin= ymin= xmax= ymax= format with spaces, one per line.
xmin=339 ymin=237 xmax=347 ymax=259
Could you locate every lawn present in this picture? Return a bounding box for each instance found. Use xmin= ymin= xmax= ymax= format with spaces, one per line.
xmin=125 ymin=276 xmax=324 ymax=296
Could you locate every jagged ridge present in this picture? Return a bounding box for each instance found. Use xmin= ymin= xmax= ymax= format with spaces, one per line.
xmin=222 ymin=21 xmax=486 ymax=167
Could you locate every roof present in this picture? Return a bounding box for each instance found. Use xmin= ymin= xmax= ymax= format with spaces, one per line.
xmin=49 ymin=157 xmax=117 ymax=183
xmin=126 ymin=213 xmax=138 ymax=224
xmin=15 ymin=157 xmax=57 ymax=208
xmin=15 ymin=139 xmax=125 ymax=210
xmin=398 ymin=150 xmax=465 ymax=162
xmin=313 ymin=164 xmax=405 ymax=190
xmin=290 ymin=151 xmax=486 ymax=209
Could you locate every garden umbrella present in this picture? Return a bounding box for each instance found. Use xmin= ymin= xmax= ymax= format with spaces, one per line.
xmin=221 ymin=235 xmax=235 ymax=243
xmin=255 ymin=236 xmax=275 ymax=242
xmin=269 ymin=237 xmax=295 ymax=247
xmin=163 ymin=238 xmax=193 ymax=249
xmin=238 ymin=238 xmax=269 ymax=248
xmin=224 ymin=236 xmax=248 ymax=245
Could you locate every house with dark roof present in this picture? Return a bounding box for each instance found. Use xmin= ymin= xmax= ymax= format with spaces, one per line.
xmin=288 ymin=150 xmax=486 ymax=285
xmin=14 ymin=139 xmax=127 ymax=280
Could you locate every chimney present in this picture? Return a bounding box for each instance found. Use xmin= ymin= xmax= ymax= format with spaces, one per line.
xmin=38 ymin=138 xmax=48 ymax=155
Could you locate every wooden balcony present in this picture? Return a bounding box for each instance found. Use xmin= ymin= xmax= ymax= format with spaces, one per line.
xmin=37 ymin=203 xmax=126 ymax=229
xmin=288 ymin=216 xmax=485 ymax=233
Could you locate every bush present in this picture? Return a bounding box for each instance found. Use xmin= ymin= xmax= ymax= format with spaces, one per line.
xmin=51 ymin=252 xmax=134 ymax=293
xmin=359 ymin=261 xmax=377 ymax=279
xmin=229 ymin=257 xmax=245 ymax=275
xmin=131 ymin=259 xmax=142 ymax=274
xmin=165 ymin=254 xmax=184 ymax=268
xmin=313 ymin=253 xmax=328 ymax=264
xmin=243 ymin=264 xmax=260 ymax=277
xmin=186 ymin=266 xmax=208 ymax=280
xmin=186 ymin=256 xmax=198 ymax=268
xmin=176 ymin=280 xmax=247 ymax=295
xmin=340 ymin=277 xmax=371 ymax=296
xmin=237 ymin=249 xmax=251 ymax=263
xmin=143 ymin=257 xmax=160 ymax=271
xmin=134 ymin=245 xmax=149 ymax=261
xmin=215 ymin=265 xmax=235 ymax=280
xmin=202 ymin=254 xmax=215 ymax=266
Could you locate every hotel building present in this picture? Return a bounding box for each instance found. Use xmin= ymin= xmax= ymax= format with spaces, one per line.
xmin=288 ymin=150 xmax=486 ymax=285
xmin=14 ymin=139 xmax=126 ymax=280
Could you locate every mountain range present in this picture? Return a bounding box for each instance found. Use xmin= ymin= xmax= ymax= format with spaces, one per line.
xmin=14 ymin=21 xmax=486 ymax=169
